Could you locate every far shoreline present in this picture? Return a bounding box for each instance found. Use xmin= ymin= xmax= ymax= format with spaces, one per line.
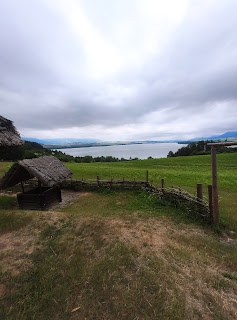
xmin=46 ymin=141 xmax=187 ymax=150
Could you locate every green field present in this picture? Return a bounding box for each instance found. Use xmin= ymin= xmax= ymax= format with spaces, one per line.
xmin=0 ymin=153 xmax=236 ymax=229
xmin=65 ymin=153 xmax=237 ymax=230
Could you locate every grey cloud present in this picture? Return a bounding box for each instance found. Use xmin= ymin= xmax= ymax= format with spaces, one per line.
xmin=0 ymin=0 xmax=237 ymax=139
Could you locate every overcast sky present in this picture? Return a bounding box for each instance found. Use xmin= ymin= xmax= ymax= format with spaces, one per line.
xmin=0 ymin=0 xmax=236 ymax=141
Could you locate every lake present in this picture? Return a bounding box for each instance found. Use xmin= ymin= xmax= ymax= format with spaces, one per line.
xmin=54 ymin=143 xmax=185 ymax=160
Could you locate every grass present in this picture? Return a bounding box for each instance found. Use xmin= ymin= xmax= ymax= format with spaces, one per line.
xmin=0 ymin=153 xmax=236 ymax=319
xmin=0 ymin=153 xmax=236 ymax=229
xmin=0 ymin=210 xmax=236 ymax=319
xmin=65 ymin=153 xmax=237 ymax=191
xmin=64 ymin=153 xmax=237 ymax=230
xmin=62 ymin=190 xmax=178 ymax=217
xmin=0 ymin=195 xmax=17 ymax=210
xmin=61 ymin=190 xmax=209 ymax=227
xmin=0 ymin=195 xmax=32 ymax=234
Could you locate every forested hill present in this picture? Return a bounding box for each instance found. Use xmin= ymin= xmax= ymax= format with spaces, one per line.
xmin=168 ymin=140 xmax=237 ymax=157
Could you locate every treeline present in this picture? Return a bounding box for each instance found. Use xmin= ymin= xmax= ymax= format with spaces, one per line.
xmin=167 ymin=140 xmax=237 ymax=157
xmin=0 ymin=141 xmax=138 ymax=163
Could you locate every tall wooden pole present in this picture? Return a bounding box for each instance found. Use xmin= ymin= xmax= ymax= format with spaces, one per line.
xmin=197 ymin=183 xmax=203 ymax=200
xmin=161 ymin=178 xmax=165 ymax=192
xmin=146 ymin=170 xmax=149 ymax=183
xmin=208 ymin=185 xmax=213 ymax=223
xmin=211 ymin=146 xmax=219 ymax=226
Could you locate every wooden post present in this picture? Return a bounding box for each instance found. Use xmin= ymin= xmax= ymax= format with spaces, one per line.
xmin=208 ymin=185 xmax=213 ymax=223
xmin=97 ymin=176 xmax=100 ymax=186
xmin=38 ymin=180 xmax=42 ymax=193
xmin=161 ymin=178 xmax=165 ymax=192
xmin=211 ymin=146 xmax=219 ymax=226
xmin=20 ymin=181 xmax=25 ymax=193
xmin=146 ymin=170 xmax=149 ymax=183
xmin=197 ymin=183 xmax=203 ymax=200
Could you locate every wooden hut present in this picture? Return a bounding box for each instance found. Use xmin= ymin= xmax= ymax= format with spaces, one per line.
xmin=0 ymin=116 xmax=24 ymax=147
xmin=0 ymin=156 xmax=72 ymax=210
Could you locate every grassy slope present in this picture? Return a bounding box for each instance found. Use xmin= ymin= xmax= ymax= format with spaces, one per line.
xmin=0 ymin=153 xmax=237 ymax=319
xmin=0 ymin=191 xmax=236 ymax=320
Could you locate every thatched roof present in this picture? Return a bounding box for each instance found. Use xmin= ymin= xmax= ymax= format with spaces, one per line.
xmin=0 ymin=116 xmax=24 ymax=147
xmin=0 ymin=156 xmax=72 ymax=188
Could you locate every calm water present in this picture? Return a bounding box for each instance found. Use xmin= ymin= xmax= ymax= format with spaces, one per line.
xmin=54 ymin=143 xmax=185 ymax=160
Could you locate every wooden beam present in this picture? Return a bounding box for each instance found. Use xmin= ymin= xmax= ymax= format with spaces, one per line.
xmin=207 ymin=142 xmax=237 ymax=147
xmin=211 ymin=146 xmax=219 ymax=226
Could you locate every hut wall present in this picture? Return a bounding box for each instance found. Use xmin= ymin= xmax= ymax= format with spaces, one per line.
xmin=17 ymin=186 xmax=61 ymax=210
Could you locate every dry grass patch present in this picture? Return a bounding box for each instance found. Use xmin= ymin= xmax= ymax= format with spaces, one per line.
xmin=0 ymin=190 xmax=236 ymax=319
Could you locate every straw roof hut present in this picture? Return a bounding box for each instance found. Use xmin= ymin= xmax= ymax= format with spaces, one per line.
xmin=0 ymin=156 xmax=72 ymax=189
xmin=0 ymin=156 xmax=73 ymax=210
xmin=0 ymin=116 xmax=24 ymax=147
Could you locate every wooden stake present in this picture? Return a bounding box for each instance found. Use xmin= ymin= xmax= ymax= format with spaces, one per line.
xmin=146 ymin=170 xmax=149 ymax=183
xmin=161 ymin=178 xmax=165 ymax=192
xmin=211 ymin=146 xmax=219 ymax=226
xmin=197 ymin=183 xmax=203 ymax=200
xmin=20 ymin=181 xmax=25 ymax=193
xmin=38 ymin=180 xmax=42 ymax=193
xmin=208 ymin=185 xmax=213 ymax=223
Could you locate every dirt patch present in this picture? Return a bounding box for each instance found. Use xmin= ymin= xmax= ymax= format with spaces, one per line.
xmin=0 ymin=229 xmax=35 ymax=255
xmin=221 ymin=232 xmax=237 ymax=246
xmin=92 ymin=217 xmax=169 ymax=255
xmin=52 ymin=190 xmax=91 ymax=210
xmin=0 ymin=191 xmax=18 ymax=197
xmin=0 ymin=284 xmax=6 ymax=297
xmin=0 ymin=209 xmax=70 ymax=275
xmin=0 ymin=224 xmax=36 ymax=275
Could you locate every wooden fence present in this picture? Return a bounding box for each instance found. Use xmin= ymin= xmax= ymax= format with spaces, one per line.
xmin=60 ymin=175 xmax=213 ymax=223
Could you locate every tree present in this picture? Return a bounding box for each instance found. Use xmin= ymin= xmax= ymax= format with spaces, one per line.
xmin=167 ymin=151 xmax=174 ymax=157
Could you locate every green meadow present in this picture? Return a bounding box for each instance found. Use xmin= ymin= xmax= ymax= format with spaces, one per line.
xmin=65 ymin=153 xmax=237 ymax=230
xmin=0 ymin=153 xmax=236 ymax=229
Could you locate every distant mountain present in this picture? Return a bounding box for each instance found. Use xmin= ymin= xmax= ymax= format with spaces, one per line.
xmin=22 ymin=138 xmax=100 ymax=145
xmin=191 ymin=132 xmax=237 ymax=141
xmin=22 ymin=132 xmax=237 ymax=148
xmin=215 ymin=132 xmax=237 ymax=139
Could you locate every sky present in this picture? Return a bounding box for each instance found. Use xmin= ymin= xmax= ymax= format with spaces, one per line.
xmin=0 ymin=0 xmax=237 ymax=141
